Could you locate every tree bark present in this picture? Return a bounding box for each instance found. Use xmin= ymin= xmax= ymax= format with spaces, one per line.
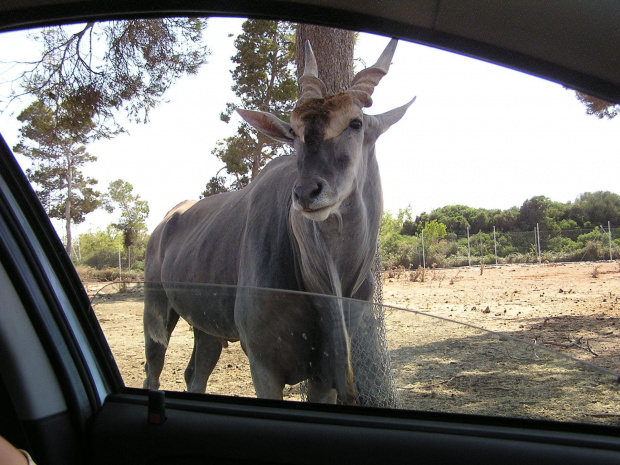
xmin=294 ymin=25 xmax=398 ymax=408
xmin=252 ymin=135 xmax=267 ymax=180
xmin=65 ymin=151 xmax=73 ymax=256
xmin=296 ymin=25 xmax=354 ymax=94
xmin=252 ymin=27 xmax=280 ymax=180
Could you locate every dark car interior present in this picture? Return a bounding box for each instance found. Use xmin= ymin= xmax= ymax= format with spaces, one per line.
xmin=1 ymin=1 xmax=619 ymax=464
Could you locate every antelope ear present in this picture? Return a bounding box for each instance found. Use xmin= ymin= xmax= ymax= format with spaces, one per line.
xmin=236 ymin=109 xmax=295 ymax=146
xmin=374 ymin=97 xmax=416 ymax=135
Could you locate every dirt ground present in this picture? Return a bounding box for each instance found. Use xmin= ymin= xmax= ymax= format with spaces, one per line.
xmin=90 ymin=261 xmax=620 ymax=426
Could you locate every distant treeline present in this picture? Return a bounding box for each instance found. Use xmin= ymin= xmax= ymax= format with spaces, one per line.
xmin=381 ymin=191 xmax=620 ymax=269
xmin=72 ymin=227 xmax=148 ymax=279
xmin=73 ymin=191 xmax=620 ymax=275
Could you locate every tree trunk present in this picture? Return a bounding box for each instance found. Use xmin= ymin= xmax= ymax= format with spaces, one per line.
xmin=252 ymin=28 xmax=279 ymax=180
xmin=294 ymin=25 xmax=398 ymax=408
xmin=296 ymin=25 xmax=354 ymax=94
xmin=252 ymin=135 xmax=267 ymax=180
xmin=65 ymin=152 xmax=73 ymax=256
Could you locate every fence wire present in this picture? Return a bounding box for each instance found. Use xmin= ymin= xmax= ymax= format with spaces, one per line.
xmin=299 ymin=241 xmax=400 ymax=408
xmin=349 ymin=245 xmax=400 ymax=408
xmin=384 ymin=226 xmax=619 ymax=269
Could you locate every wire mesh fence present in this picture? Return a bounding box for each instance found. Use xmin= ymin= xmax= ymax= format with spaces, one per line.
xmin=300 ymin=242 xmax=401 ymax=408
xmin=383 ymin=224 xmax=620 ymax=270
xmin=348 ymin=244 xmax=400 ymax=408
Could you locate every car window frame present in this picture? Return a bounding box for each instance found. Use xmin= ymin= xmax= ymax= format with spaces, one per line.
xmin=1 ymin=4 xmax=620 ymax=464
xmin=2 ymin=80 xmax=620 ymax=464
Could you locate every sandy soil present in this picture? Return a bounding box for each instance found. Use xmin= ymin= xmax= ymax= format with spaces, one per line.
xmin=383 ymin=261 xmax=620 ymax=373
xmin=90 ymin=261 xmax=620 ymax=426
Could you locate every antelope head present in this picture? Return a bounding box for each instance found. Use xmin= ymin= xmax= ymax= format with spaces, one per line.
xmin=238 ymin=38 xmax=415 ymax=221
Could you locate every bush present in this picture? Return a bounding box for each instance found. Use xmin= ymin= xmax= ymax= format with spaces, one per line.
xmin=444 ymin=254 xmax=471 ymax=267
xmin=74 ymin=229 xmax=148 ymax=270
xmin=504 ymin=252 xmax=536 ymax=264
xmin=378 ymin=217 xmax=620 ymax=268
xmin=75 ymin=266 xmax=119 ymax=282
xmin=380 ymin=233 xmax=419 ymax=268
xmin=75 ymin=265 xmax=145 ymax=282
xmin=76 ymin=230 xmax=122 ymax=269
xmin=546 ymin=236 xmax=580 ymax=253
xmin=80 ymin=248 xmax=119 ymax=269
xmin=74 ymin=265 xmax=94 ymax=280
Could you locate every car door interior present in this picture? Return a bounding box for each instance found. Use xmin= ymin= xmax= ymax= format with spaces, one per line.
xmin=3 ymin=87 xmax=620 ymax=465
xmin=0 ymin=2 xmax=619 ymax=465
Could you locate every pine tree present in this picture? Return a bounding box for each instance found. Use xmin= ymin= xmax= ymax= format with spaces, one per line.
xmin=104 ymin=179 xmax=150 ymax=267
xmin=13 ymin=99 xmax=100 ymax=255
xmin=9 ymin=19 xmax=209 ymax=253
xmin=575 ymin=91 xmax=619 ymax=119
xmin=10 ymin=19 xmax=209 ymax=133
xmin=206 ymin=20 xmax=297 ymax=195
xmin=104 ymin=179 xmax=150 ymax=249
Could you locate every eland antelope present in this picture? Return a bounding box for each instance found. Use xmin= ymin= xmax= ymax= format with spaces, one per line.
xmin=143 ymin=38 xmax=414 ymax=404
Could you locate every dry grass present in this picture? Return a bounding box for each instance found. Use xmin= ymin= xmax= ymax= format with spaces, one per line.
xmin=409 ymin=266 xmax=425 ymax=283
xmin=449 ymin=270 xmax=462 ymax=285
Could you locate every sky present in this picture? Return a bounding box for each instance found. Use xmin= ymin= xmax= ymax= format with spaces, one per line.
xmin=1 ymin=17 xmax=619 ymax=236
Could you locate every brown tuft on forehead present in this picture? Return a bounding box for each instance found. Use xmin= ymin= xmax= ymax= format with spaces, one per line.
xmin=291 ymin=93 xmax=363 ymax=144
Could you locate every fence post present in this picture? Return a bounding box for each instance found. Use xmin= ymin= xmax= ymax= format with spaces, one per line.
xmin=479 ymin=230 xmax=483 ymax=263
xmin=493 ymin=226 xmax=498 ymax=265
xmin=421 ymin=230 xmax=426 ymax=268
xmin=609 ymin=221 xmax=613 ymax=261
xmin=416 ymin=235 xmax=419 ymax=263
xmin=536 ymin=223 xmax=542 ymax=264
xmin=118 ymin=243 xmax=122 ymax=280
xmin=467 ymin=226 xmax=471 ymax=267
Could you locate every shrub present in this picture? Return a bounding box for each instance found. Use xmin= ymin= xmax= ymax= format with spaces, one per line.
xmin=380 ymin=231 xmax=420 ymax=269
xmin=547 ymin=236 xmax=580 ymax=253
xmin=88 ymin=267 xmax=120 ymax=282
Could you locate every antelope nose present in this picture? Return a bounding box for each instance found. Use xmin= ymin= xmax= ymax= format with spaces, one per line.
xmin=294 ymin=182 xmax=323 ymax=208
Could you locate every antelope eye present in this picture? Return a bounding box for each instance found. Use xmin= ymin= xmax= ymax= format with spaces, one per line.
xmin=349 ymin=119 xmax=363 ymax=130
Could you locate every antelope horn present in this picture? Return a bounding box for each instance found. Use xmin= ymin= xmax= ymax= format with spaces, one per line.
xmin=297 ymin=41 xmax=327 ymax=102
xmin=347 ymin=38 xmax=398 ymax=107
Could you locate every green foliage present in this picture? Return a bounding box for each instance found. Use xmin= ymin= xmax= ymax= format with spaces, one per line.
xmin=226 ymin=20 xmax=296 ymax=119
xmin=76 ymin=180 xmax=149 ymax=272
xmin=422 ymin=220 xmax=447 ymax=244
xmin=10 ymin=19 xmax=208 ymax=254
xmin=546 ymin=236 xmax=580 ymax=253
xmin=380 ymin=232 xmax=419 ymax=269
xmin=208 ymin=20 xmax=297 ymax=194
xmin=518 ymin=195 xmax=569 ymax=232
xmin=76 ymin=227 xmax=148 ymax=271
xmin=76 ymin=228 xmax=123 ymax=269
xmin=379 ymin=211 xmax=419 ymax=268
xmin=10 ymin=19 xmax=209 ymax=133
xmin=575 ymin=92 xmax=619 ymax=119
xmin=13 ymin=99 xmax=101 ymax=254
xmin=104 ymin=179 xmax=149 ymax=248
xmin=414 ymin=204 xmax=499 ymax=236
xmin=380 ymin=211 xmax=402 ymax=236
xmin=200 ymin=175 xmax=229 ymax=199
xmin=558 ymin=218 xmax=579 ymax=230
xmin=572 ymin=191 xmax=620 ymax=227
xmin=380 ymin=191 xmax=620 ymax=268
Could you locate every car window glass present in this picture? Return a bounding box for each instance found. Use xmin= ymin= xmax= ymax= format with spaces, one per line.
xmin=90 ymin=282 xmax=620 ymax=425
xmin=1 ymin=17 xmax=619 ymax=428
